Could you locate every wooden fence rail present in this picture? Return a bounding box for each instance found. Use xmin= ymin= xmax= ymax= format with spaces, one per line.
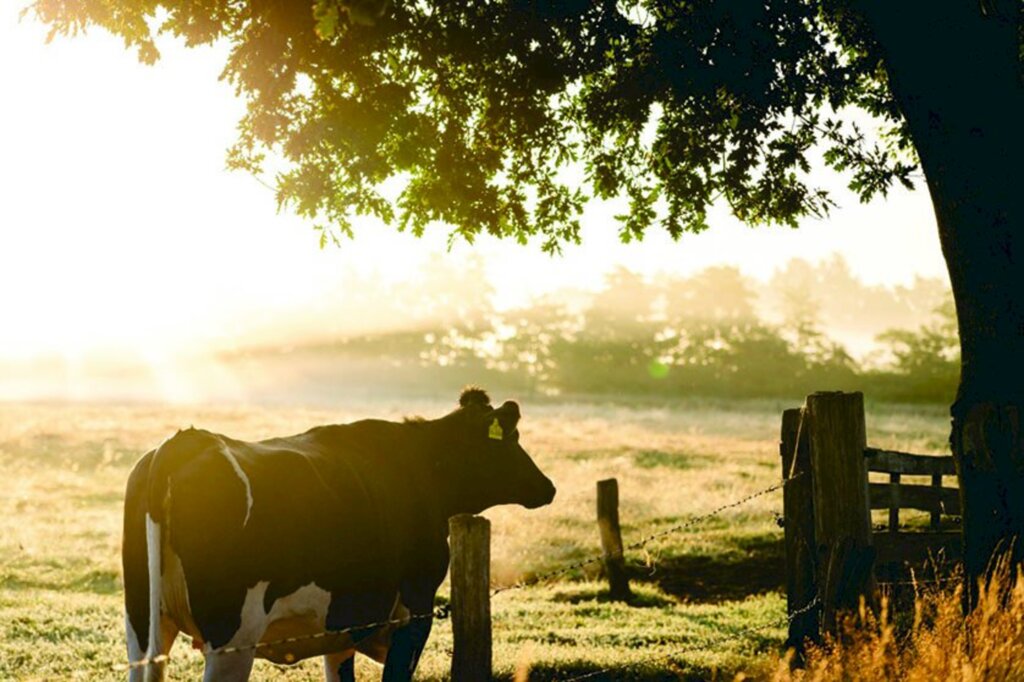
xmin=864 ymin=447 xmax=956 ymax=475
xmin=868 ymin=482 xmax=960 ymax=518
xmin=864 ymin=446 xmax=958 ymax=534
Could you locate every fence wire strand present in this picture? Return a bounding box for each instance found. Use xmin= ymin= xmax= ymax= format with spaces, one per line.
xmin=122 ymin=604 xmax=451 ymax=672
xmin=121 ymin=474 xmax=801 ymax=674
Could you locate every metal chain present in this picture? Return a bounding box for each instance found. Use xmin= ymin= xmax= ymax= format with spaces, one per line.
xmin=559 ymin=594 xmax=822 ymax=682
xmin=121 ymin=604 xmax=451 ymax=672
xmin=491 ymin=474 xmax=802 ymax=598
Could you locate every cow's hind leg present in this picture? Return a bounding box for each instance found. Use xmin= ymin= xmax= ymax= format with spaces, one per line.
xmin=381 ymin=618 xmax=432 ymax=682
xmin=127 ymin=614 xmax=177 ymax=682
xmin=202 ymin=649 xmax=256 ymax=682
xmin=324 ymin=651 xmax=356 ymax=682
xmin=126 ymin=614 xmax=146 ymax=682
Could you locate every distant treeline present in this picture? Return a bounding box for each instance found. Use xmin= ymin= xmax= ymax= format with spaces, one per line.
xmin=235 ymin=258 xmax=959 ymax=404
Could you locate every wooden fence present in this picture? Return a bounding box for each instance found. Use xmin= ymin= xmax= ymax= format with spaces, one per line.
xmin=444 ymin=390 xmax=962 ymax=676
xmin=780 ymin=391 xmax=961 ymax=644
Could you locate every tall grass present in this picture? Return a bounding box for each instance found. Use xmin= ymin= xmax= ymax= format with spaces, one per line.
xmin=770 ymin=565 xmax=1024 ymax=682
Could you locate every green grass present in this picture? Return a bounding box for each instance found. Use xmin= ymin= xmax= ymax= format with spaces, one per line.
xmin=0 ymin=397 xmax=951 ymax=680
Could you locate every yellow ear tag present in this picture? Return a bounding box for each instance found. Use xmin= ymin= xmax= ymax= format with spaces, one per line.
xmin=488 ymin=418 xmax=504 ymax=440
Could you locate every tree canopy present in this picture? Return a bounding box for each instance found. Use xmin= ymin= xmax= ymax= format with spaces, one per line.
xmin=33 ymin=0 xmax=928 ymax=251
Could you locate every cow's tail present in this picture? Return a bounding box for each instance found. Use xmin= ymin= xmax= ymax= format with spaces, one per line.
xmin=143 ymin=510 xmax=164 ymax=680
xmin=141 ymin=428 xmax=212 ymax=679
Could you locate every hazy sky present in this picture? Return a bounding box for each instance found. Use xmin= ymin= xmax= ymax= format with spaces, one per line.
xmin=0 ymin=5 xmax=948 ymax=360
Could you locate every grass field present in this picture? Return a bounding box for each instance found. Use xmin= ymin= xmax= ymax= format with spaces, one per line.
xmin=0 ymin=395 xmax=953 ymax=680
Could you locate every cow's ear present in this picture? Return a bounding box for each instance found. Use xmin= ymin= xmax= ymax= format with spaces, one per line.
xmin=491 ymin=400 xmax=521 ymax=438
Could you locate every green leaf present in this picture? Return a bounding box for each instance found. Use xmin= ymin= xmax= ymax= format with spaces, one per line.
xmin=313 ymin=0 xmax=339 ymax=40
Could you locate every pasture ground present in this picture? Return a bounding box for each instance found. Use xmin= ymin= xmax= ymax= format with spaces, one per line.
xmin=0 ymin=395 xmax=951 ymax=680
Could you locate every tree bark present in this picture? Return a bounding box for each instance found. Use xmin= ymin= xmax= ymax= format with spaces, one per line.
xmin=854 ymin=0 xmax=1024 ymax=606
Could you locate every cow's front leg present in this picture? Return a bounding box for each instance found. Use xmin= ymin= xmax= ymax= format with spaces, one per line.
xmin=324 ymin=651 xmax=356 ymax=682
xmin=381 ymin=617 xmax=432 ymax=682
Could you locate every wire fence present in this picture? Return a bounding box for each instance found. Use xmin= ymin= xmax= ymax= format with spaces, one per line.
xmin=122 ymin=472 xmax=809 ymax=675
xmin=123 ymin=604 xmax=452 ymax=672
xmin=490 ymin=475 xmax=798 ymax=598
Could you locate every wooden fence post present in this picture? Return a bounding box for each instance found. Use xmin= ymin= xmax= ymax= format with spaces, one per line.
xmin=888 ymin=472 xmax=901 ymax=533
xmin=930 ymin=473 xmax=942 ymax=530
xmin=780 ymin=407 xmax=820 ymax=649
xmin=449 ymin=514 xmax=491 ymax=682
xmin=597 ymin=478 xmax=632 ymax=601
xmin=804 ymin=391 xmax=875 ymax=633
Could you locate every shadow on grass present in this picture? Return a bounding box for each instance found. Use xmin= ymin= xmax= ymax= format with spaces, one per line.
xmin=631 ymin=450 xmax=716 ymax=471
xmin=501 ymin=662 xmax=727 ymax=681
xmin=0 ymin=567 xmax=120 ymax=595
xmin=566 ymin=448 xmax=714 ymax=471
xmin=629 ymin=536 xmax=785 ymax=604
xmin=550 ymin=587 xmax=675 ymax=609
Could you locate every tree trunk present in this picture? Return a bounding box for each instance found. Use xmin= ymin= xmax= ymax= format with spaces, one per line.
xmin=854 ymin=0 xmax=1024 ymax=606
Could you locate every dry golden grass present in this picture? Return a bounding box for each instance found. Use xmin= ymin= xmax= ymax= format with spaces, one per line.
xmin=767 ymin=565 xmax=1024 ymax=682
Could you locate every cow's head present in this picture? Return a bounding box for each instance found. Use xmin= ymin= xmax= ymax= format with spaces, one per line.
xmin=442 ymin=387 xmax=556 ymax=514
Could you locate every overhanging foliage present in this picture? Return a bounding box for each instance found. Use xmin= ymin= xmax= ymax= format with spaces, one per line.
xmin=33 ymin=0 xmax=920 ymax=249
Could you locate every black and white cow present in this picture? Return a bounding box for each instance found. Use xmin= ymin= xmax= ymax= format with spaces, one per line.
xmin=122 ymin=388 xmax=555 ymax=681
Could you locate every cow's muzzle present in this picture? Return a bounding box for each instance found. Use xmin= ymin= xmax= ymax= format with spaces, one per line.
xmin=524 ymin=480 xmax=556 ymax=509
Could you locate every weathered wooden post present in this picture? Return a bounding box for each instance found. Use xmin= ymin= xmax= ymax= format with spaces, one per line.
xmin=596 ymin=478 xmax=632 ymax=601
xmin=780 ymin=407 xmax=820 ymax=648
xmin=889 ymin=472 xmax=901 ymax=533
xmin=449 ymin=514 xmax=491 ymax=682
xmin=804 ymin=391 xmax=875 ymax=632
xmin=930 ymin=473 xmax=942 ymax=530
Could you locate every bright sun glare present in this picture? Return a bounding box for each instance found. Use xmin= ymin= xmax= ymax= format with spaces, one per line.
xmin=0 ymin=5 xmax=948 ymax=400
